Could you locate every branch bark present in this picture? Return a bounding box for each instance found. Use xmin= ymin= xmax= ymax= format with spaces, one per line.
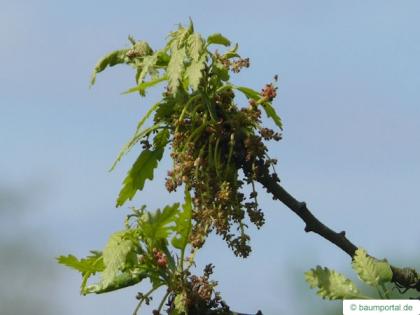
xmin=255 ymin=170 xmax=420 ymax=292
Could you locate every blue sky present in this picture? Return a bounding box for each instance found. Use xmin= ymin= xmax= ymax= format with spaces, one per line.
xmin=1 ymin=1 xmax=420 ymax=314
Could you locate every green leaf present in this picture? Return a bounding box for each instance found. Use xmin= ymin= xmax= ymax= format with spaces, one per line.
xmin=167 ymin=46 xmax=187 ymax=93
xmin=57 ymin=251 xmax=105 ymax=294
xmin=261 ymin=102 xmax=283 ymax=130
xmin=153 ymin=128 xmax=170 ymax=150
xmin=235 ymin=86 xmax=260 ymax=100
xmin=154 ymin=101 xmax=174 ymax=123
xmin=187 ymin=33 xmax=204 ymax=61
xmin=131 ymin=41 xmax=153 ymax=57
xmin=207 ymin=33 xmax=231 ymax=47
xmin=90 ymin=49 xmax=129 ymax=86
xmin=212 ymin=62 xmax=230 ymax=82
xmin=185 ymin=54 xmax=206 ymax=91
xmin=352 ymin=248 xmax=393 ymax=287
xmin=57 ymin=251 xmax=104 ymax=275
xmin=136 ymin=53 xmax=159 ymax=85
xmin=171 ymin=191 xmax=193 ymax=250
xmin=222 ymin=43 xmax=240 ymax=59
xmin=122 ymin=76 xmax=168 ymax=96
xmin=235 ymin=86 xmax=283 ymax=130
xmin=116 ymin=148 xmax=164 ymax=207
xmin=169 ymin=26 xmax=191 ymax=49
xmin=101 ymin=231 xmax=136 ymax=287
xmin=141 ymin=203 xmax=180 ymax=242
xmin=110 ymin=103 xmax=162 ymax=171
xmin=156 ymin=51 xmax=171 ymax=67
xmin=84 ymin=271 xmax=147 ymax=294
xmin=111 ymin=124 xmax=162 ymax=172
xmin=305 ymin=266 xmax=365 ymax=300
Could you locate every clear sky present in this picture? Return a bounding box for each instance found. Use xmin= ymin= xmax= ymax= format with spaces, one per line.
xmin=1 ymin=1 xmax=419 ymax=314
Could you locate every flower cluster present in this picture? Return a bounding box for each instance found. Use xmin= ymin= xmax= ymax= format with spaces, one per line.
xmin=153 ymin=248 xmax=168 ymax=268
xmin=261 ymin=83 xmax=277 ymax=101
xmin=167 ymin=265 xmax=229 ymax=315
xmin=158 ymin=79 xmax=281 ymax=258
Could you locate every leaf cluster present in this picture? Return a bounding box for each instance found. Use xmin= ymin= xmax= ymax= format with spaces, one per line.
xmin=58 ymin=194 xmax=192 ymax=298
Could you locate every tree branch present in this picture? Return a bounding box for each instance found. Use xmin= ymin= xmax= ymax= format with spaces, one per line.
xmin=256 ymin=170 xmax=420 ymax=292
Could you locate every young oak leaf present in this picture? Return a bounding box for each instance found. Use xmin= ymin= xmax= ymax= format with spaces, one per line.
xmin=90 ymin=49 xmax=129 ymax=86
xmin=110 ymin=102 xmax=163 ymax=171
xmin=57 ymin=251 xmax=104 ymax=275
xmin=187 ymin=32 xmax=204 ymax=61
xmin=116 ymin=148 xmax=164 ymax=207
xmin=171 ymin=191 xmax=193 ymax=250
xmin=153 ymin=128 xmax=170 ymax=150
xmin=58 ymin=251 xmax=106 ymax=294
xmin=235 ymin=86 xmax=283 ymax=130
xmin=136 ymin=53 xmax=159 ymax=85
xmin=352 ymin=248 xmax=393 ymax=287
xmin=222 ymin=43 xmax=240 ymax=59
xmin=305 ymin=266 xmax=365 ymax=300
xmin=141 ymin=203 xmax=180 ymax=242
xmin=207 ymin=33 xmax=231 ymax=47
xmin=169 ymin=26 xmax=191 ymax=49
xmin=84 ymin=271 xmax=147 ymax=294
xmin=185 ymin=54 xmax=206 ymax=91
xmin=260 ymin=102 xmax=283 ymax=130
xmin=167 ymin=45 xmax=187 ymax=93
xmin=122 ymin=76 xmax=168 ymax=96
xmin=101 ymin=231 xmax=136 ymax=288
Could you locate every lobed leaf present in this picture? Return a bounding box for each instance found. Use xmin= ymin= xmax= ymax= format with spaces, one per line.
xmin=153 ymin=128 xmax=170 ymax=149
xmin=57 ymin=251 xmax=104 ymax=275
xmin=167 ymin=45 xmax=187 ymax=93
xmin=90 ymin=49 xmax=129 ymax=86
xmin=110 ymin=104 xmax=162 ymax=171
xmin=169 ymin=26 xmax=191 ymax=48
xmin=122 ymin=76 xmax=168 ymax=95
xmin=352 ymin=248 xmax=393 ymax=287
xmin=101 ymin=231 xmax=136 ymax=287
xmin=84 ymin=271 xmax=147 ymax=294
xmin=136 ymin=53 xmax=159 ymax=85
xmin=261 ymin=102 xmax=283 ymax=130
xmin=116 ymin=148 xmax=164 ymax=207
xmin=141 ymin=203 xmax=180 ymax=242
xmin=305 ymin=266 xmax=364 ymax=300
xmin=171 ymin=191 xmax=193 ymax=250
xmin=185 ymin=54 xmax=206 ymax=91
xmin=187 ymin=32 xmax=204 ymax=61
xmin=235 ymin=86 xmax=283 ymax=130
xmin=130 ymin=40 xmax=153 ymax=57
xmin=222 ymin=43 xmax=240 ymax=59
